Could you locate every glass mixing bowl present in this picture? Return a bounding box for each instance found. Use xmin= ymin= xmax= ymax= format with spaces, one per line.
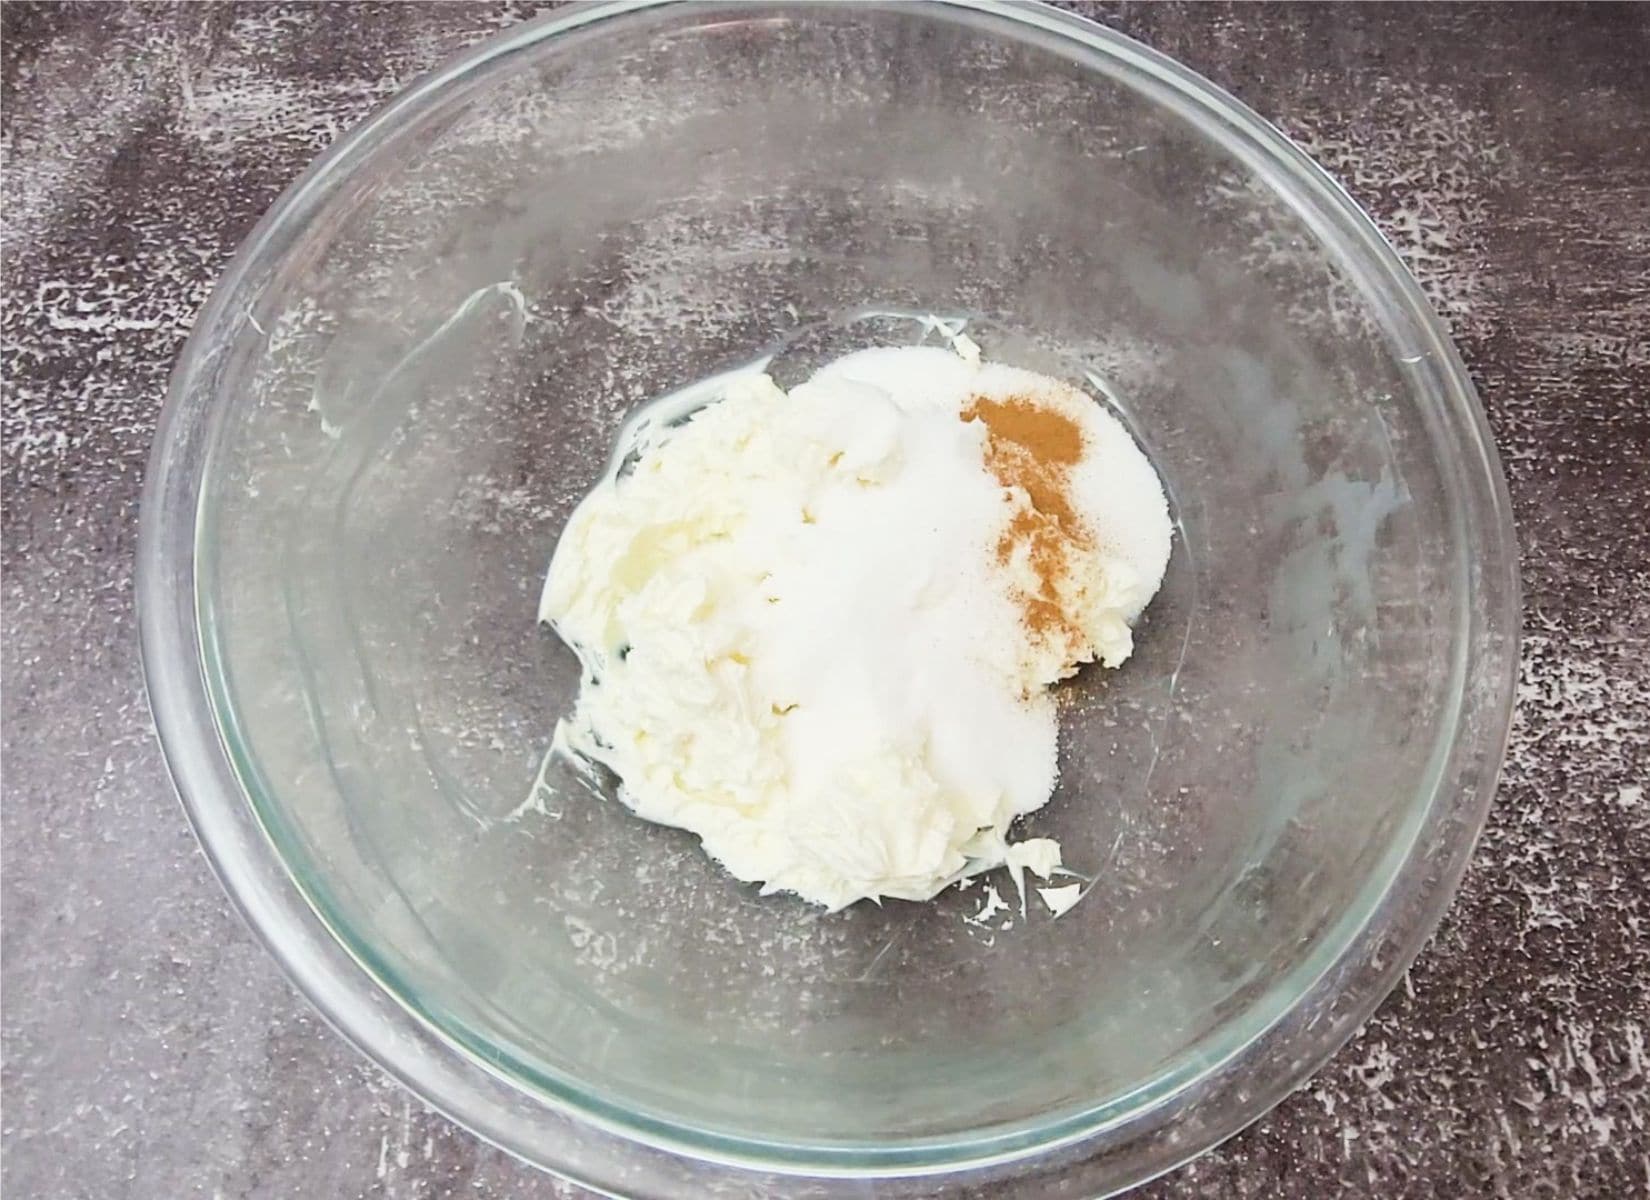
xmin=138 ymin=3 xmax=1520 ymax=1195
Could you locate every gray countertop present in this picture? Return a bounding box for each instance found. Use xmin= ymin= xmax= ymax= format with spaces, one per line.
xmin=3 ymin=3 xmax=1646 ymax=1197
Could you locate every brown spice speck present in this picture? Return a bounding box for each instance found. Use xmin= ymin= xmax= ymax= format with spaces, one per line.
xmin=962 ymin=394 xmax=1090 ymax=639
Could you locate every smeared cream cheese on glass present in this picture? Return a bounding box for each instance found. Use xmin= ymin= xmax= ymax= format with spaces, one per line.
xmin=540 ymin=343 xmax=1170 ymax=910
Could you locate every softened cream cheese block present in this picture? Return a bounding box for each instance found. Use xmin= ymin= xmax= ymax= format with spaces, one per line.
xmin=540 ymin=343 xmax=1171 ymax=910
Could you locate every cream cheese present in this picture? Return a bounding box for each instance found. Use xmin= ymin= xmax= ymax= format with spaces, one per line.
xmin=540 ymin=343 xmax=1170 ymax=910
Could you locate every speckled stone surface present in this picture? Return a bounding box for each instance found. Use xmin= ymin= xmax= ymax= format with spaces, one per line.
xmin=3 ymin=3 xmax=1646 ymax=1197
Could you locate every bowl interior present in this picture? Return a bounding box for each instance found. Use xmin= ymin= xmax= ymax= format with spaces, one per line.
xmin=194 ymin=2 xmax=1471 ymax=1166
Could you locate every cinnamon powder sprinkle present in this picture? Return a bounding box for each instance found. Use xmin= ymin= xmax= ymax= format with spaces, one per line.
xmin=961 ymin=395 xmax=1090 ymax=639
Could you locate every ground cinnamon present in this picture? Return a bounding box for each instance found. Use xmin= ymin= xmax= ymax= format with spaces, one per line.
xmin=961 ymin=395 xmax=1089 ymax=639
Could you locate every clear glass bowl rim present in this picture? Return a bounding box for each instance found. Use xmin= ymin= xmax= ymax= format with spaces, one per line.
xmin=136 ymin=2 xmax=1521 ymax=1196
